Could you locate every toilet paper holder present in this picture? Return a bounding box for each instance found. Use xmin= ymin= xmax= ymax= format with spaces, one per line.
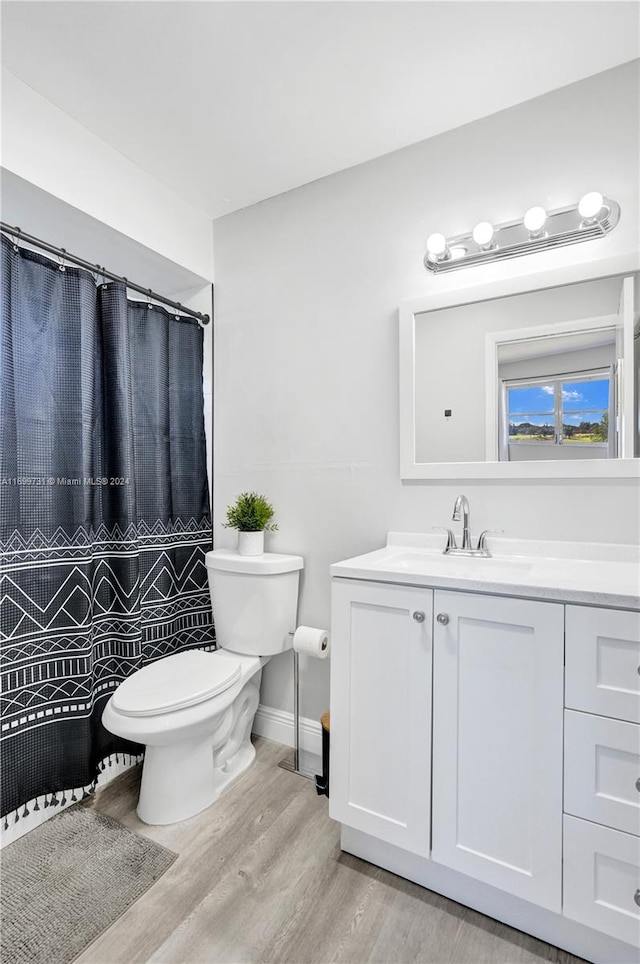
xmin=277 ymin=628 xmax=328 ymax=781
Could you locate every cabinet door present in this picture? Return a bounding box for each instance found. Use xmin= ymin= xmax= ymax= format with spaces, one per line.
xmin=329 ymin=579 xmax=433 ymax=857
xmin=431 ymin=590 xmax=564 ymax=910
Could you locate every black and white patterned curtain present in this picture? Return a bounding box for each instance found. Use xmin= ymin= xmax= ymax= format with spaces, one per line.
xmin=0 ymin=236 xmax=215 ymax=824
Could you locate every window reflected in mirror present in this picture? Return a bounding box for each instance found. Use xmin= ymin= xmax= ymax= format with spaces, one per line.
xmin=498 ymin=328 xmax=617 ymax=461
xmin=505 ymin=376 xmax=611 ymax=446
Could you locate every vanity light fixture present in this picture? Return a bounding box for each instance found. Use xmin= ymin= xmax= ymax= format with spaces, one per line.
xmin=424 ymin=192 xmax=620 ymax=273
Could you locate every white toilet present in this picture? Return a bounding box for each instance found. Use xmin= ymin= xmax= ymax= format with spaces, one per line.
xmin=102 ymin=549 xmax=303 ymax=825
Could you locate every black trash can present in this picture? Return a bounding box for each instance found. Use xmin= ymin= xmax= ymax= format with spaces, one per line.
xmin=315 ymin=711 xmax=330 ymax=797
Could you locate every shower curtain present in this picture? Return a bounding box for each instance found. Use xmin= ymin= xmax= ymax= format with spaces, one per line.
xmin=0 ymin=236 xmax=216 ymax=824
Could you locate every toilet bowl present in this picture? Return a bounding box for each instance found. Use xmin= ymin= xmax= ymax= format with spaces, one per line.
xmin=102 ymin=549 xmax=303 ymax=825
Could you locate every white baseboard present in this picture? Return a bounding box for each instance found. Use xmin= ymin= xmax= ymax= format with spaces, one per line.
xmin=252 ymin=704 xmax=323 ymax=757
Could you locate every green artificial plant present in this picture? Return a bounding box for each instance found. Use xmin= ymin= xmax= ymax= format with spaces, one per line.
xmin=223 ymin=491 xmax=278 ymax=532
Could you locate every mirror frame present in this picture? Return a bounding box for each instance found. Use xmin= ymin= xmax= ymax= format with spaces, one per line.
xmin=399 ymin=254 xmax=640 ymax=479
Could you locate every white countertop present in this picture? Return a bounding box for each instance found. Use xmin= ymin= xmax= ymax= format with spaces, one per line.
xmin=330 ymin=532 xmax=640 ymax=610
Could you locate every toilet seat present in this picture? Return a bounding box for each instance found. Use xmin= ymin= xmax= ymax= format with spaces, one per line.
xmin=112 ymin=650 xmax=242 ymax=717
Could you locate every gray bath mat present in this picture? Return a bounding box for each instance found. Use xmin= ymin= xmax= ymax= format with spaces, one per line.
xmin=0 ymin=804 xmax=177 ymax=964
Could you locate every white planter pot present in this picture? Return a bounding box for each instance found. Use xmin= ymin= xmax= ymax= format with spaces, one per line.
xmin=238 ymin=530 xmax=264 ymax=556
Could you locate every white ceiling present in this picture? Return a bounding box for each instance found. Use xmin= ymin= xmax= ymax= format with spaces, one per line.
xmin=2 ymin=1 xmax=638 ymax=219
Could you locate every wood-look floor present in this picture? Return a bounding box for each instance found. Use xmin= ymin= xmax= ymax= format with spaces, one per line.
xmin=78 ymin=737 xmax=584 ymax=964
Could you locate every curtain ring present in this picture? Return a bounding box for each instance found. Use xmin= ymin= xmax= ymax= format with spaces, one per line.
xmin=12 ymin=227 xmax=21 ymax=253
xmin=147 ymin=288 xmax=153 ymax=310
xmin=58 ymin=248 xmax=66 ymax=272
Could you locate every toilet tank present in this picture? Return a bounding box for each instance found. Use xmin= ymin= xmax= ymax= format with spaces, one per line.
xmin=205 ymin=550 xmax=304 ymax=656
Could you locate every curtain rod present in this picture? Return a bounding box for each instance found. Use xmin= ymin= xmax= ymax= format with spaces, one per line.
xmin=1 ymin=222 xmax=210 ymax=326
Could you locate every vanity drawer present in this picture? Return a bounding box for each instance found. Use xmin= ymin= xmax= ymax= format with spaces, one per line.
xmin=564 ymin=710 xmax=640 ymax=837
xmin=563 ymin=815 xmax=640 ymax=947
xmin=565 ymin=606 xmax=640 ymax=724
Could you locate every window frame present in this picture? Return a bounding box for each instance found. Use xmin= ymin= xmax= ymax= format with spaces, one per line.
xmin=501 ymin=366 xmax=615 ymax=457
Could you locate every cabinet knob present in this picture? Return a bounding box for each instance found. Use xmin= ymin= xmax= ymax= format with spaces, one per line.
xmin=436 ymin=613 xmax=449 ymax=625
xmin=412 ymin=611 xmax=425 ymax=623
xmin=635 ymin=889 xmax=640 ymax=908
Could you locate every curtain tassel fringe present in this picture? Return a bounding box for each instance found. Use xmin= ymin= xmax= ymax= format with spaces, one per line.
xmin=2 ymin=753 xmax=143 ymax=828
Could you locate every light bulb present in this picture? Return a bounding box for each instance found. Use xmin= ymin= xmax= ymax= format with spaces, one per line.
xmin=472 ymin=221 xmax=495 ymax=249
xmin=578 ymin=192 xmax=604 ymax=223
xmin=524 ymin=206 xmax=547 ymax=235
xmin=426 ymin=233 xmax=448 ymax=258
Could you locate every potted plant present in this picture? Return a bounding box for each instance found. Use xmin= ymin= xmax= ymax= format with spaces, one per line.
xmin=223 ymin=491 xmax=278 ymax=556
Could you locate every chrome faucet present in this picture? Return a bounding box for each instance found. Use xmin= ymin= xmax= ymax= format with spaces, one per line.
xmin=452 ymin=494 xmax=472 ymax=550
xmin=437 ymin=495 xmax=500 ymax=557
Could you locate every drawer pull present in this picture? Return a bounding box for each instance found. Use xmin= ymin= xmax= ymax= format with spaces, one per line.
xmin=436 ymin=613 xmax=449 ymax=626
xmin=412 ymin=611 xmax=425 ymax=623
xmin=635 ymin=889 xmax=640 ymax=908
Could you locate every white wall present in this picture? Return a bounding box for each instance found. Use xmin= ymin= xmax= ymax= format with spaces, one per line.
xmin=1 ymin=69 xmax=214 ymax=281
xmin=213 ymin=62 xmax=640 ymax=722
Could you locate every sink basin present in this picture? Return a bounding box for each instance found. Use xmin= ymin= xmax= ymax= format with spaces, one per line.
xmin=370 ymin=548 xmax=534 ymax=579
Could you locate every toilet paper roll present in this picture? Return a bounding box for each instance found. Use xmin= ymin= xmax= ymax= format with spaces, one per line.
xmin=293 ymin=625 xmax=330 ymax=659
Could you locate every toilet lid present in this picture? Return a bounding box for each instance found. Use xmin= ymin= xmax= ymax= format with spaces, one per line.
xmin=112 ymin=650 xmax=242 ymax=717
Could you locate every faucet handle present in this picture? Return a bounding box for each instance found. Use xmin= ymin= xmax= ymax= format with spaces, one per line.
xmin=476 ymin=529 xmax=503 ymax=551
xmin=432 ymin=526 xmax=457 ymax=552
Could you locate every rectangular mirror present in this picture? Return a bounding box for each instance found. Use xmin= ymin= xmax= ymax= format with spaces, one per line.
xmin=400 ymin=256 xmax=640 ymax=479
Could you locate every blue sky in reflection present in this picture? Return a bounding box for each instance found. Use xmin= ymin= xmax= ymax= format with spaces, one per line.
xmin=508 ymin=379 xmax=609 ymax=421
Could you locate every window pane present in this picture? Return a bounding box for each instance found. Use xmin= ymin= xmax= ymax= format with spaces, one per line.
xmin=562 ymin=411 xmax=608 ymax=443
xmin=507 ymin=384 xmax=555 ymax=416
xmin=509 ymin=414 xmax=555 ymax=441
xmin=562 ymin=378 xmax=609 ymax=412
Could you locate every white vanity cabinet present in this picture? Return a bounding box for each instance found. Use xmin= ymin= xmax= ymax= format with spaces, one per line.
xmin=329 ymin=580 xmax=433 ymax=857
xmin=329 ymin=547 xmax=640 ymax=963
xmin=431 ymin=591 xmax=564 ymax=910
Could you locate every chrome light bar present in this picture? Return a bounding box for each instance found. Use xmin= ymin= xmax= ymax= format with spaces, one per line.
xmin=424 ymin=193 xmax=620 ymax=274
